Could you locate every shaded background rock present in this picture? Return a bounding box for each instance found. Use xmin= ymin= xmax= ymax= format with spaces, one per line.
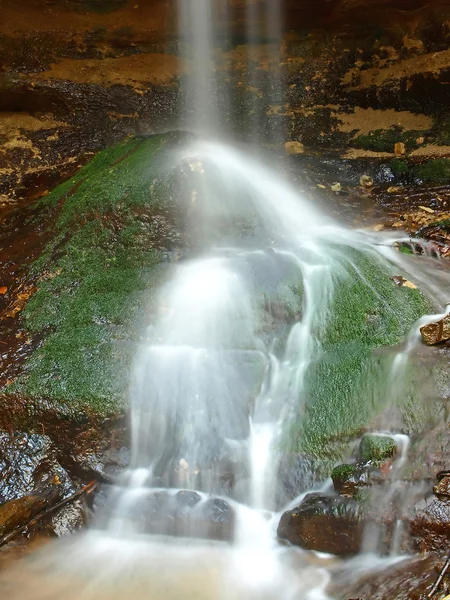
xmin=2 ymin=0 xmax=450 ymax=202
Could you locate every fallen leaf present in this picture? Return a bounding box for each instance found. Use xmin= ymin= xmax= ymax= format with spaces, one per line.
xmin=418 ymin=205 xmax=434 ymax=213
xmin=403 ymin=280 xmax=417 ymax=289
xmin=373 ymin=224 xmax=385 ymax=231
xmin=0 ymin=286 xmax=7 ymax=294
xmin=317 ymin=184 xmax=326 ymax=189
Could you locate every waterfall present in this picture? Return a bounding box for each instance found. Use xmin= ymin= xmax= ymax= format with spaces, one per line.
xmin=4 ymin=2 xmax=450 ymax=599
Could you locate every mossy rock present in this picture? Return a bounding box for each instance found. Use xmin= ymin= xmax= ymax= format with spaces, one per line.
xmin=5 ymin=132 xmax=190 ymax=414
xmin=331 ymin=463 xmax=370 ymax=496
xmin=351 ymin=127 xmax=427 ymax=153
xmin=414 ymin=158 xmax=450 ymax=184
xmin=388 ymin=157 xmax=450 ymax=184
xmin=359 ymin=434 xmax=397 ymax=463
xmin=284 ymin=245 xmax=430 ymax=464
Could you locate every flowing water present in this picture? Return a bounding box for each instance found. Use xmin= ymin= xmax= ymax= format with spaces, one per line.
xmin=3 ymin=1 xmax=450 ymax=599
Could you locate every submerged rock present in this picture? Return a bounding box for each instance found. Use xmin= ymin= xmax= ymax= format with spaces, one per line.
xmin=277 ymin=493 xmax=365 ymax=555
xmin=130 ymin=490 xmax=235 ymax=542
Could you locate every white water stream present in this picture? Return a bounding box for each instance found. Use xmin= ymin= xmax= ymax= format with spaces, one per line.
xmin=3 ymin=1 xmax=450 ymax=599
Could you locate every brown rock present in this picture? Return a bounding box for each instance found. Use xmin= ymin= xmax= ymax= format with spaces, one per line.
xmin=330 ymin=555 xmax=443 ymax=600
xmin=420 ymin=314 xmax=450 ymax=345
xmin=408 ymin=495 xmax=450 ymax=554
xmin=0 ymin=493 xmax=53 ymax=539
xmin=434 ymin=474 xmax=450 ymax=498
xmin=277 ymin=493 xmax=365 ymax=555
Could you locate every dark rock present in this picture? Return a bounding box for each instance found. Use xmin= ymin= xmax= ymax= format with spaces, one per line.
xmin=277 ymin=493 xmax=365 ymax=555
xmin=0 ymin=432 xmax=74 ymax=504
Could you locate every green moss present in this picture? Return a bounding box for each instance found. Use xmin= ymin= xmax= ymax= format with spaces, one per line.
xmin=331 ymin=463 xmax=357 ymax=482
xmin=285 ymin=246 xmax=430 ymax=460
xmin=432 ymin=114 xmax=450 ymax=146
xmin=351 ymin=127 xmax=426 ymax=153
xmin=7 ymin=133 xmax=186 ymax=413
xmin=398 ymin=243 xmax=414 ymax=255
xmin=414 ymin=158 xmax=450 ymax=184
xmin=359 ymin=434 xmax=396 ymax=462
xmin=390 ymin=158 xmax=409 ymax=176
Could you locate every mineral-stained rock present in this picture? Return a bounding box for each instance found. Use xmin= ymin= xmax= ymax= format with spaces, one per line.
xmin=277 ymin=493 xmax=365 ymax=555
xmin=420 ymin=314 xmax=450 ymax=345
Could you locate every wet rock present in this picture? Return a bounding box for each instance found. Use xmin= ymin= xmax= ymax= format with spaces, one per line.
xmin=408 ymin=494 xmax=450 ymax=554
xmin=277 ymin=493 xmax=365 ymax=555
xmin=330 ymin=554 xmax=444 ymax=600
xmin=134 ymin=490 xmax=235 ymax=542
xmin=50 ymin=500 xmax=86 ymax=537
xmin=331 ymin=463 xmax=371 ymax=496
xmin=0 ymin=480 xmax=62 ymax=539
xmin=358 ymin=434 xmax=397 ymax=463
xmin=434 ymin=472 xmax=450 ymax=498
xmin=0 ymin=432 xmax=74 ymax=504
xmin=420 ymin=314 xmax=450 ymax=345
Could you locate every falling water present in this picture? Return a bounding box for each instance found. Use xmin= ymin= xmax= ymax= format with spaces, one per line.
xmin=4 ymin=1 xmax=450 ymax=599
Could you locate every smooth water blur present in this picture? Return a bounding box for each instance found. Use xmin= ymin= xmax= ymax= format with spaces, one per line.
xmin=4 ymin=1 xmax=450 ymax=599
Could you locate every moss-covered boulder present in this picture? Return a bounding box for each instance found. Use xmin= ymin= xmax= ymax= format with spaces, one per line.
xmin=359 ymin=434 xmax=397 ymax=463
xmin=284 ymin=246 xmax=429 ymax=465
xmin=3 ymin=132 xmax=190 ymax=415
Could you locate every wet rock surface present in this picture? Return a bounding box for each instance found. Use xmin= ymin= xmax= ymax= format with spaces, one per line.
xmin=408 ymin=494 xmax=450 ymax=555
xmin=330 ymin=555 xmax=447 ymax=600
xmin=128 ymin=490 xmax=235 ymax=542
xmin=0 ymin=432 xmax=74 ymax=504
xmin=277 ymin=493 xmax=366 ymax=555
xmin=421 ymin=314 xmax=450 ymax=345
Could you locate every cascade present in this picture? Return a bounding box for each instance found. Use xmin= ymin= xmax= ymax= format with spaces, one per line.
xmin=4 ymin=1 xmax=450 ymax=599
